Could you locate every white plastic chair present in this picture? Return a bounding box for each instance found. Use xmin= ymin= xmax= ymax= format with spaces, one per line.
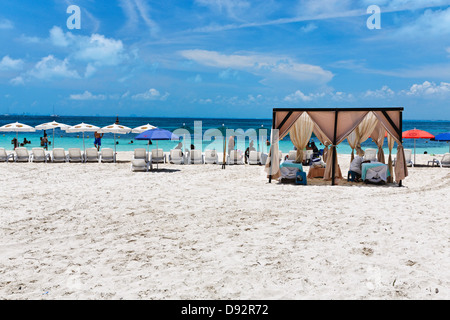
xmin=14 ymin=147 xmax=30 ymax=162
xmin=151 ymin=149 xmax=165 ymax=164
xmin=304 ymin=150 xmax=313 ymax=164
xmin=0 ymin=148 xmax=13 ymax=162
xmin=100 ymin=148 xmax=115 ymax=163
xmin=190 ymin=149 xmax=204 ymax=164
xmin=169 ymin=149 xmax=184 ymax=164
xmin=85 ymin=148 xmax=100 ymax=163
xmin=68 ymin=148 xmax=83 ymax=163
xmin=52 ymin=148 xmax=67 ymax=163
xmin=288 ymin=150 xmax=297 ymax=161
xmin=30 ymin=148 xmax=50 ymax=163
xmin=130 ymin=148 xmax=150 ymax=171
xmin=228 ymin=150 xmax=244 ymax=165
xmin=204 ymin=149 xmax=218 ymax=164
xmin=133 ymin=148 xmax=148 ymax=162
xmin=130 ymin=159 xmax=151 ymax=172
xmin=404 ymin=149 xmax=414 ymax=167
xmin=248 ymin=151 xmax=261 ymax=165
xmin=428 ymin=153 xmax=450 ymax=168
xmin=364 ymin=148 xmax=378 ymax=162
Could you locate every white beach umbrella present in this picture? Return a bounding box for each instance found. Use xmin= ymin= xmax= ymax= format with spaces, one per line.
xmin=99 ymin=123 xmax=132 ymax=162
xmin=0 ymin=122 xmax=36 ymax=148
xmin=132 ymin=123 xmax=158 ymax=151
xmin=131 ymin=123 xmax=157 ymax=133
xmin=35 ymin=121 xmax=70 ymax=149
xmin=65 ymin=122 xmax=100 ymax=154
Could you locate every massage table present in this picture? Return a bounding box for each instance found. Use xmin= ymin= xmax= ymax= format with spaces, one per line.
xmin=362 ymin=162 xmax=391 ymax=183
xmin=279 ymin=160 xmax=303 ymax=180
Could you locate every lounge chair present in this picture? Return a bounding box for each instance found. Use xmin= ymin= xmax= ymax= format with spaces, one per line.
xmin=85 ymin=148 xmax=100 ymax=163
xmin=189 ymin=149 xmax=204 ymax=164
xmin=228 ymin=150 xmax=244 ymax=165
xmin=52 ymin=148 xmax=67 ymax=163
xmin=288 ymin=150 xmax=297 ymax=161
xmin=68 ymin=148 xmax=84 ymax=163
xmin=404 ymin=149 xmax=414 ymax=167
xmin=100 ymin=148 xmax=115 ymax=163
xmin=14 ymin=147 xmax=30 ymax=162
xmin=0 ymin=148 xmax=13 ymax=162
xmin=364 ymin=148 xmax=378 ymax=162
xmin=428 ymin=153 xmax=450 ymax=168
xmin=151 ymin=149 xmax=165 ymax=164
xmin=204 ymin=149 xmax=218 ymax=164
xmin=393 ymin=149 xmax=414 ymax=167
xmin=248 ymin=150 xmax=261 ymax=165
xmin=130 ymin=148 xmax=151 ymax=171
xmin=30 ymin=148 xmax=50 ymax=163
xmin=169 ymin=149 xmax=184 ymax=164
xmin=133 ymin=148 xmax=148 ymax=162
xmin=130 ymin=159 xmax=151 ymax=172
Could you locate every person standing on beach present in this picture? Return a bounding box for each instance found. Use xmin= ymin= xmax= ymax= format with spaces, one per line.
xmin=228 ymin=135 xmax=235 ymax=155
xmin=94 ymin=131 xmax=104 ymax=151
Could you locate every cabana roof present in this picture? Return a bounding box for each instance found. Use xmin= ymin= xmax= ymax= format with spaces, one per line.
xmin=267 ymin=107 xmax=407 ymax=186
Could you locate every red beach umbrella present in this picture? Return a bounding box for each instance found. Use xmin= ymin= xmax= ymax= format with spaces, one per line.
xmin=402 ymin=129 xmax=435 ymax=164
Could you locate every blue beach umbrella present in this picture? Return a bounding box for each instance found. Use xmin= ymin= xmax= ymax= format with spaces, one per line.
xmin=135 ymin=128 xmax=180 ymax=168
xmin=135 ymin=128 xmax=179 ymax=141
xmin=433 ymin=132 xmax=450 ymax=152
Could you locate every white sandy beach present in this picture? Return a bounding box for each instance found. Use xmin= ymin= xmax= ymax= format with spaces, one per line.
xmin=0 ymin=152 xmax=449 ymax=300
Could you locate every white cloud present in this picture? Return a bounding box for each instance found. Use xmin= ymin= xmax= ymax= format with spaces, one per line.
xmin=402 ymin=81 xmax=450 ymax=96
xmin=10 ymin=76 xmax=25 ymax=86
xmin=48 ymin=27 xmax=126 ymax=67
xmin=364 ymin=85 xmax=395 ymax=98
xmin=300 ymin=23 xmax=317 ymax=33
xmin=195 ymin=0 xmax=251 ymax=19
xmin=284 ymin=90 xmax=315 ymax=102
xmin=0 ymin=19 xmax=13 ymax=30
xmin=361 ymin=0 xmax=450 ymax=11
xmin=118 ymin=0 xmax=159 ymax=35
xmin=188 ymin=74 xmax=203 ymax=83
xmin=392 ymin=7 xmax=450 ymax=38
xmin=49 ymin=26 xmax=72 ymax=47
xmin=0 ymin=56 xmax=24 ymax=70
xmin=70 ymin=91 xmax=107 ymax=100
xmin=27 ymin=55 xmax=80 ymax=81
xmin=180 ymin=49 xmax=333 ymax=84
xmin=219 ymin=68 xmax=239 ymax=80
xmin=132 ymin=88 xmax=169 ymax=101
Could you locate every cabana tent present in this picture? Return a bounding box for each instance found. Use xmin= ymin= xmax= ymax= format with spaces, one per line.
xmin=265 ymin=108 xmax=408 ymax=186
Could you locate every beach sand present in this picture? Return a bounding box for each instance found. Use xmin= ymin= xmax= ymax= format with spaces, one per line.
xmin=0 ymin=153 xmax=449 ymax=299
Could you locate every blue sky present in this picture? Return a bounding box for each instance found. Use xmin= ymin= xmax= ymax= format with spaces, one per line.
xmin=0 ymin=0 xmax=450 ymax=119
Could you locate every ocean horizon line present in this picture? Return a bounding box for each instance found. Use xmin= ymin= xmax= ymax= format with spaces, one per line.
xmin=2 ymin=114 xmax=450 ymax=122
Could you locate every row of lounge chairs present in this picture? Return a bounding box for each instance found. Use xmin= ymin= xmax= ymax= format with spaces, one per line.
xmin=130 ymin=149 xmax=268 ymax=171
xmin=0 ymin=147 xmax=115 ymax=163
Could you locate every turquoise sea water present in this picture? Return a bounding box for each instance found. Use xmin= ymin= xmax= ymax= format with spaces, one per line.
xmin=1 ymin=115 xmax=450 ymax=155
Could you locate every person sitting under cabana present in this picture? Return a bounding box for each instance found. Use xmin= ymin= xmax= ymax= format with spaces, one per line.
xmin=348 ymin=148 xmax=370 ymax=182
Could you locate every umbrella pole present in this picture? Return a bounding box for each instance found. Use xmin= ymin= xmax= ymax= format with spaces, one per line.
xmin=414 ymin=138 xmax=416 ymax=165
xmin=157 ymin=141 xmax=159 ymax=170
xmin=222 ymin=137 xmax=226 ymax=169
xmin=114 ymin=133 xmax=117 ymax=163
xmin=53 ymin=128 xmax=55 ymax=150
xmin=83 ymin=132 xmax=85 ymax=160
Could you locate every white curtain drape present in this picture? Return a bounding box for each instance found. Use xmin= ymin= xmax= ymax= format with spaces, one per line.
xmin=347 ymin=112 xmax=379 ymax=163
xmin=371 ymin=122 xmax=386 ymax=164
xmin=289 ymin=113 xmax=315 ymax=163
